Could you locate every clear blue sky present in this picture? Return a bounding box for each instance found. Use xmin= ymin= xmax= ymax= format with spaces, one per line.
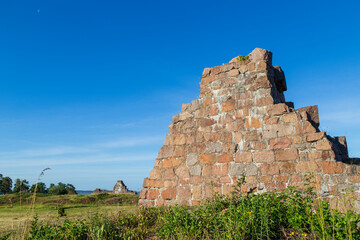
xmin=1 ymin=0 xmax=359 ymax=191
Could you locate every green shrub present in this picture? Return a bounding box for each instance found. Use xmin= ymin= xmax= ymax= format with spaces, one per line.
xmin=24 ymin=182 xmax=360 ymax=239
xmin=236 ymin=55 xmax=249 ymax=61
xmin=57 ymin=206 xmax=66 ymax=217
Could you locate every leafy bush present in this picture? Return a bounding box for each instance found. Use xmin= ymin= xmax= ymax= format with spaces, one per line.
xmin=57 ymin=206 xmax=66 ymax=217
xmin=236 ymin=55 xmax=249 ymax=61
xmin=158 ymin=182 xmax=360 ymax=240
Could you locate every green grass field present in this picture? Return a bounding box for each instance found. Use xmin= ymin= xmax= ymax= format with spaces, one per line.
xmin=0 ymin=193 xmax=139 ymax=235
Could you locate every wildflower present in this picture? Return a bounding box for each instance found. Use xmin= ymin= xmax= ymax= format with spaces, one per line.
xmin=302 ymin=233 xmax=307 ymax=237
xmin=247 ymin=212 xmax=252 ymax=215
xmin=290 ymin=232 xmax=294 ymax=235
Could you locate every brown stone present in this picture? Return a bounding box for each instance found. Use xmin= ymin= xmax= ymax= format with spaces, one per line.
xmin=264 ymin=116 xmax=279 ymax=125
xmin=260 ymin=176 xmax=272 ymax=182
xmin=350 ymin=176 xmax=360 ymax=183
xmin=260 ymin=164 xmax=280 ymax=175
xmin=192 ymin=185 xmax=203 ymax=200
xmin=217 ymin=154 xmax=233 ymax=163
xmin=275 ymin=149 xmax=298 ymax=161
xmin=220 ymin=176 xmax=232 ymax=183
xmin=222 ymin=98 xmax=236 ymax=112
xmin=202 ymin=165 xmax=212 ymax=176
xmin=248 ymin=62 xmax=255 ymax=71
xmin=297 ymin=105 xmax=319 ymax=127
xmin=202 ymin=68 xmax=211 ymax=77
xmin=267 ymin=103 xmax=289 ymax=116
xmin=150 ymin=169 xmax=161 ymax=180
xmin=173 ymin=146 xmax=186 ymax=157
xmin=279 ymin=162 xmax=296 ymax=174
xmin=295 ymin=121 xmax=317 ymax=134
xmin=257 ymin=61 xmax=268 ymax=71
xmin=139 ymin=189 xmax=147 ymax=199
xmin=245 ymin=117 xmax=261 ymax=129
xmin=143 ymin=178 xmax=154 ymax=188
xmin=203 ymin=98 xmax=215 ymax=107
xmin=210 ymin=105 xmax=219 ymax=116
xmin=199 ymin=118 xmax=216 ymax=127
xmin=296 ymin=161 xmax=320 ymax=172
xmin=189 ymin=176 xmax=203 ymax=184
xmin=320 ymin=161 xmax=343 ymax=174
xmin=199 ymin=153 xmax=216 ymax=164
xmin=171 ymin=134 xmax=186 ymax=145
xmin=228 ymin=69 xmax=240 ymax=77
xmin=161 ymin=188 xmax=176 ymax=200
xmin=282 ymin=113 xmax=297 ymax=123
xmin=253 ymin=141 xmax=267 ymax=150
xmin=254 ymin=151 xmax=274 ymax=163
xmin=177 ymin=186 xmax=191 ymax=200
xmin=163 ymin=169 xmax=176 ymax=180
xmin=245 ymin=131 xmax=260 ymax=141
xmin=255 ymin=97 xmax=273 ymax=107
xmin=154 ymin=180 xmax=164 ymax=188
xmin=235 ymin=152 xmax=252 ymax=162
xmin=239 ymin=65 xmax=248 ymax=74
xmin=146 ymin=189 xmax=159 ymax=200
xmin=213 ymin=164 xmax=228 ymax=175
xmin=269 ymin=137 xmax=292 ymax=150
xmin=274 ymin=176 xmax=289 ymax=183
xmin=175 ymin=165 xmax=190 ymax=179
xmin=222 ymin=184 xmax=235 ymax=195
xmin=316 ymin=141 xmax=332 ymax=151
xmin=220 ymin=131 xmax=233 ymax=143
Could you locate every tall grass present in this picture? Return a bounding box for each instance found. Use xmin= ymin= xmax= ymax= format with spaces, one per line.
xmin=1 ymin=177 xmax=359 ymax=239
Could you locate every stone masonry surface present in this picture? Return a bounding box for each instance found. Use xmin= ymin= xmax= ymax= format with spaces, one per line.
xmin=139 ymin=48 xmax=360 ymax=209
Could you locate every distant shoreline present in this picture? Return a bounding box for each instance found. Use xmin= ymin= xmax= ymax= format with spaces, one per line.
xmin=76 ymin=190 xmax=92 ymax=195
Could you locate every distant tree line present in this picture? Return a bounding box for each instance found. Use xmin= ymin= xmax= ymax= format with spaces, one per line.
xmin=0 ymin=174 xmax=77 ymax=195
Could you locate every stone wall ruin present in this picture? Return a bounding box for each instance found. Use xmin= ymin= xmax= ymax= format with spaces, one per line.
xmin=139 ymin=48 xmax=360 ymax=208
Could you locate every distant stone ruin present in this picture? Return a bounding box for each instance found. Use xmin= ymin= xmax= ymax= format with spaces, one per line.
xmin=93 ymin=180 xmax=136 ymax=194
xmin=139 ymin=48 xmax=360 ymax=208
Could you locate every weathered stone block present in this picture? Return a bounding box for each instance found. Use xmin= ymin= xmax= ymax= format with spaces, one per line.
xmin=254 ymin=151 xmax=274 ymax=163
xmin=189 ymin=165 xmax=202 ymax=176
xmin=282 ymin=113 xmax=297 ymax=123
xmin=267 ymin=103 xmax=289 ymax=116
xmin=279 ymin=162 xmax=296 ymax=174
xmin=199 ymin=153 xmax=216 ymax=164
xmin=228 ymin=69 xmax=240 ymax=77
xmin=269 ymin=137 xmax=292 ymax=149
xmin=235 ymin=152 xmax=252 ymax=162
xmin=175 ymin=165 xmax=190 ymax=179
xmin=260 ymin=164 xmax=280 ymax=175
xmin=161 ymin=188 xmax=176 ymax=200
xmin=177 ymin=186 xmax=191 ymax=200
xmin=245 ymin=117 xmax=261 ymax=129
xmin=146 ymin=189 xmax=159 ymax=200
xmin=275 ymin=149 xmax=298 ymax=161
xmin=217 ymin=154 xmax=233 ymax=163
xmin=213 ymin=164 xmax=228 ymax=175
xmin=222 ymin=98 xmax=236 ymax=112
xmin=320 ymin=161 xmax=343 ymax=174
xmin=316 ymin=141 xmax=332 ymax=151
xmin=307 ymin=132 xmax=325 ymax=142
xmin=150 ymin=169 xmax=161 ymax=180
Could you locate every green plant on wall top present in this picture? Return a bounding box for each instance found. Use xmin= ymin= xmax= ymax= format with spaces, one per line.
xmin=236 ymin=55 xmax=249 ymax=61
